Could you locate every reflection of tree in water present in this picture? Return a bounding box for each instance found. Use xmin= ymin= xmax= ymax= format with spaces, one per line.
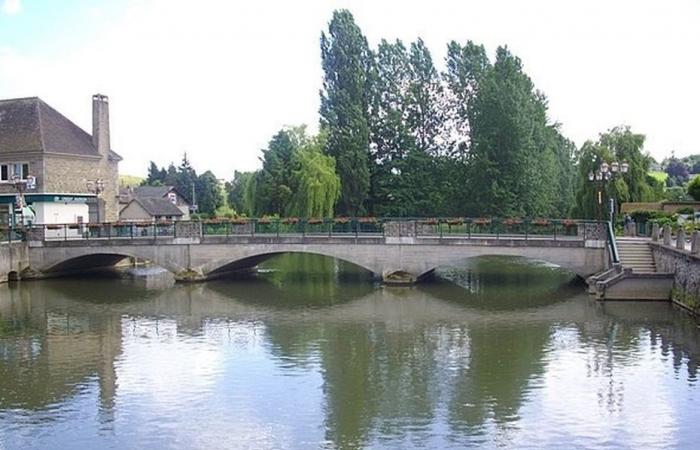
xmin=430 ymin=256 xmax=583 ymax=310
xmin=2 ymin=264 xmax=700 ymax=449
xmin=447 ymin=322 xmax=551 ymax=437
xmin=573 ymin=301 xmax=700 ymax=412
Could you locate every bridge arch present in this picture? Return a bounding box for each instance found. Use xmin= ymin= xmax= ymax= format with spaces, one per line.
xmin=201 ymin=250 xmax=381 ymax=280
xmin=413 ymin=251 xmax=598 ymax=281
xmin=34 ymin=250 xmax=184 ymax=278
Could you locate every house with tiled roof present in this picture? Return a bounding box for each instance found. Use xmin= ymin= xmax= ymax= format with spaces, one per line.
xmin=0 ymin=94 xmax=121 ymax=225
xmin=119 ymin=185 xmax=191 ymax=221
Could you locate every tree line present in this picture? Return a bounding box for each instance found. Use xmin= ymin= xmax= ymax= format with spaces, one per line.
xmin=143 ymin=9 xmax=668 ymax=220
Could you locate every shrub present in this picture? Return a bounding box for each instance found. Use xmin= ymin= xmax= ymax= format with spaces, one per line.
xmin=676 ymin=206 xmax=695 ymax=215
xmin=628 ymin=210 xmax=672 ymax=223
xmin=688 ymin=176 xmax=700 ymax=200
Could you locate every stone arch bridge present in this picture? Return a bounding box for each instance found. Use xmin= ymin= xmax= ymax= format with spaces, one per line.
xmin=22 ymin=220 xmax=611 ymax=284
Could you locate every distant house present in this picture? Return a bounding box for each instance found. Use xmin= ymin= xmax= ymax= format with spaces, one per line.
xmin=119 ymin=185 xmax=191 ymax=221
xmin=0 ymin=94 xmax=121 ymax=225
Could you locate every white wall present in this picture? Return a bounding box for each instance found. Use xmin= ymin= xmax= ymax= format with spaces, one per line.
xmin=34 ymin=202 xmax=89 ymax=224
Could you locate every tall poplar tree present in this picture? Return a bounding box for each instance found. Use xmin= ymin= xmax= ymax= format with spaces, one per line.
xmin=320 ymin=9 xmax=373 ymax=215
xmin=468 ymin=47 xmax=558 ymax=217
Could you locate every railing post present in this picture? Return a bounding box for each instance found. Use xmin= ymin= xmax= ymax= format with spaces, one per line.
xmin=64 ymin=224 xmax=67 ymax=241
xmin=467 ymin=220 xmax=471 ymax=239
xmin=692 ymin=231 xmax=700 ymax=255
xmin=677 ymin=228 xmax=686 ymax=250
xmin=328 ymin=219 xmax=332 ymax=238
xmin=663 ymin=225 xmax=672 ymax=246
xmin=130 ymin=223 xmax=134 ymax=239
xmin=252 ymin=219 xmax=256 ymax=238
xmin=553 ymin=221 xmax=557 ymax=241
xmin=276 ymin=220 xmax=280 ymax=241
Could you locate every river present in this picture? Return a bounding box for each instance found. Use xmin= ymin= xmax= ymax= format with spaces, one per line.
xmin=0 ymin=255 xmax=699 ymax=449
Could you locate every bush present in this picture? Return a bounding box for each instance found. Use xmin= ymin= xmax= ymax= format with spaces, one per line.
xmin=676 ymin=206 xmax=695 ymax=215
xmin=628 ymin=210 xmax=672 ymax=223
xmin=688 ymin=176 xmax=700 ymax=200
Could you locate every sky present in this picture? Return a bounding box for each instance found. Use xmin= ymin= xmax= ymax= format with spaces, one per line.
xmin=1 ymin=0 xmax=699 ymax=179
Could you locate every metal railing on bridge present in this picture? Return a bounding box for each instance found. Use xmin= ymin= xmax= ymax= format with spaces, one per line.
xmin=20 ymin=217 xmax=608 ymax=243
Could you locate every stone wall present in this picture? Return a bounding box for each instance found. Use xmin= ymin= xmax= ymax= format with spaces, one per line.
xmin=651 ymin=242 xmax=700 ymax=316
xmin=0 ymin=156 xmax=45 ymax=195
xmin=0 ymin=242 xmax=28 ymax=282
xmin=44 ymin=154 xmax=119 ymax=221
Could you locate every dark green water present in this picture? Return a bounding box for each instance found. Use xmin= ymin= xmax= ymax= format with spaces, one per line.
xmin=0 ymin=255 xmax=699 ymax=449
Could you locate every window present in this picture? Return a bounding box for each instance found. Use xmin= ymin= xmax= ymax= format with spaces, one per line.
xmin=0 ymin=162 xmax=29 ymax=182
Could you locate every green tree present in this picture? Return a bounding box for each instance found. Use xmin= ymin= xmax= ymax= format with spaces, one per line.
xmin=320 ymin=9 xmax=373 ymax=215
xmin=573 ymin=127 xmax=660 ymax=218
xmin=688 ymin=176 xmax=700 ymax=200
xmin=367 ymin=39 xmax=412 ymax=215
xmin=144 ymin=161 xmax=166 ymax=186
xmin=289 ymin=134 xmax=341 ymax=217
xmin=468 ymin=47 xmax=559 ymax=217
xmin=256 ymin=128 xmax=300 ymax=215
xmin=195 ymin=170 xmax=223 ymax=216
xmin=226 ymin=171 xmax=255 ymax=215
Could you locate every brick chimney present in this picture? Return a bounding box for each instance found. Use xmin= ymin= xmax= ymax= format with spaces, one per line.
xmin=92 ymin=94 xmax=110 ymax=158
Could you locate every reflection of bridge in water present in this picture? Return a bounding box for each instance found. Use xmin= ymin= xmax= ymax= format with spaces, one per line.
xmin=1 ymin=279 xmax=698 ymax=445
xmin=24 ymin=219 xmax=612 ymax=283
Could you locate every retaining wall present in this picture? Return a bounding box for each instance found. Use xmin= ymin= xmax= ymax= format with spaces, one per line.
xmin=651 ymin=243 xmax=700 ymax=315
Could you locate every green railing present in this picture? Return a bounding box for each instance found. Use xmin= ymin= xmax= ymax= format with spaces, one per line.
xmin=606 ymin=221 xmax=620 ymax=263
xmin=26 ymin=217 xmax=607 ymax=242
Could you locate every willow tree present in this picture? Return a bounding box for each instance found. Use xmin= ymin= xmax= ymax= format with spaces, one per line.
xmin=573 ymin=126 xmax=661 ymax=219
xmin=290 ymin=134 xmax=341 ymax=218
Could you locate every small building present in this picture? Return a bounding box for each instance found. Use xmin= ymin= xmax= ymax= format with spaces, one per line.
xmin=0 ymin=94 xmax=121 ymax=226
xmin=119 ymin=185 xmax=191 ymax=221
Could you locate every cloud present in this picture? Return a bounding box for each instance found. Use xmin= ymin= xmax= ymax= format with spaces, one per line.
xmin=2 ymin=0 xmax=21 ymax=15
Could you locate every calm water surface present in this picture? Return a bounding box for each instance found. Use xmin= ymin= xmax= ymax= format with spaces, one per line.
xmin=0 ymin=255 xmax=699 ymax=450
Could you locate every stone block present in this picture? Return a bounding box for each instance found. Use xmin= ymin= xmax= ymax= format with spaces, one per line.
xmin=663 ymin=226 xmax=672 ymax=245
xmin=677 ymin=228 xmax=686 ymax=250
xmin=651 ymin=223 xmax=660 ymax=242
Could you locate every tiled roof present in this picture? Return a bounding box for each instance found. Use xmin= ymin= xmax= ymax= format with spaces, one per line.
xmin=133 ymin=185 xmax=171 ymax=198
xmin=132 ymin=197 xmax=183 ymax=217
xmin=0 ymin=96 xmax=121 ymax=160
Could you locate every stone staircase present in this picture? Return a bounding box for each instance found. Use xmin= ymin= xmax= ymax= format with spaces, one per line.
xmin=617 ymin=238 xmax=656 ymax=273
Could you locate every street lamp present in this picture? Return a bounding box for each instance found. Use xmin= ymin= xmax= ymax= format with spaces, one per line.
xmin=588 ymin=160 xmax=629 ymax=222
xmin=87 ymin=179 xmax=106 ymax=223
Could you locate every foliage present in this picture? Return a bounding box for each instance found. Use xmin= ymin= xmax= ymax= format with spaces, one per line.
xmin=687 ymin=176 xmax=700 ymax=201
xmin=141 ymin=153 xmax=223 ymax=216
xmin=196 ymin=170 xmax=224 ymax=215
xmin=120 ymin=174 xmax=144 ymax=187
xmin=573 ymin=127 xmax=661 ymax=219
xmin=665 ymin=156 xmax=690 ymax=186
xmin=648 ymin=171 xmax=668 ymax=183
xmin=320 ymin=9 xmax=373 ymax=215
xmin=225 ymin=171 xmax=255 ymax=215
xmin=467 ymin=47 xmax=562 ymax=217
xmin=676 ymin=206 xmax=695 ymax=215
xmin=664 ymin=185 xmax=690 ymax=202
xmin=288 ymin=133 xmax=341 ymax=217
xmin=627 ymin=209 xmax=672 ymax=223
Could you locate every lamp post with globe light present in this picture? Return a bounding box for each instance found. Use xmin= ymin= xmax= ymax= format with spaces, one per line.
xmin=588 ymin=160 xmax=629 ymax=222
